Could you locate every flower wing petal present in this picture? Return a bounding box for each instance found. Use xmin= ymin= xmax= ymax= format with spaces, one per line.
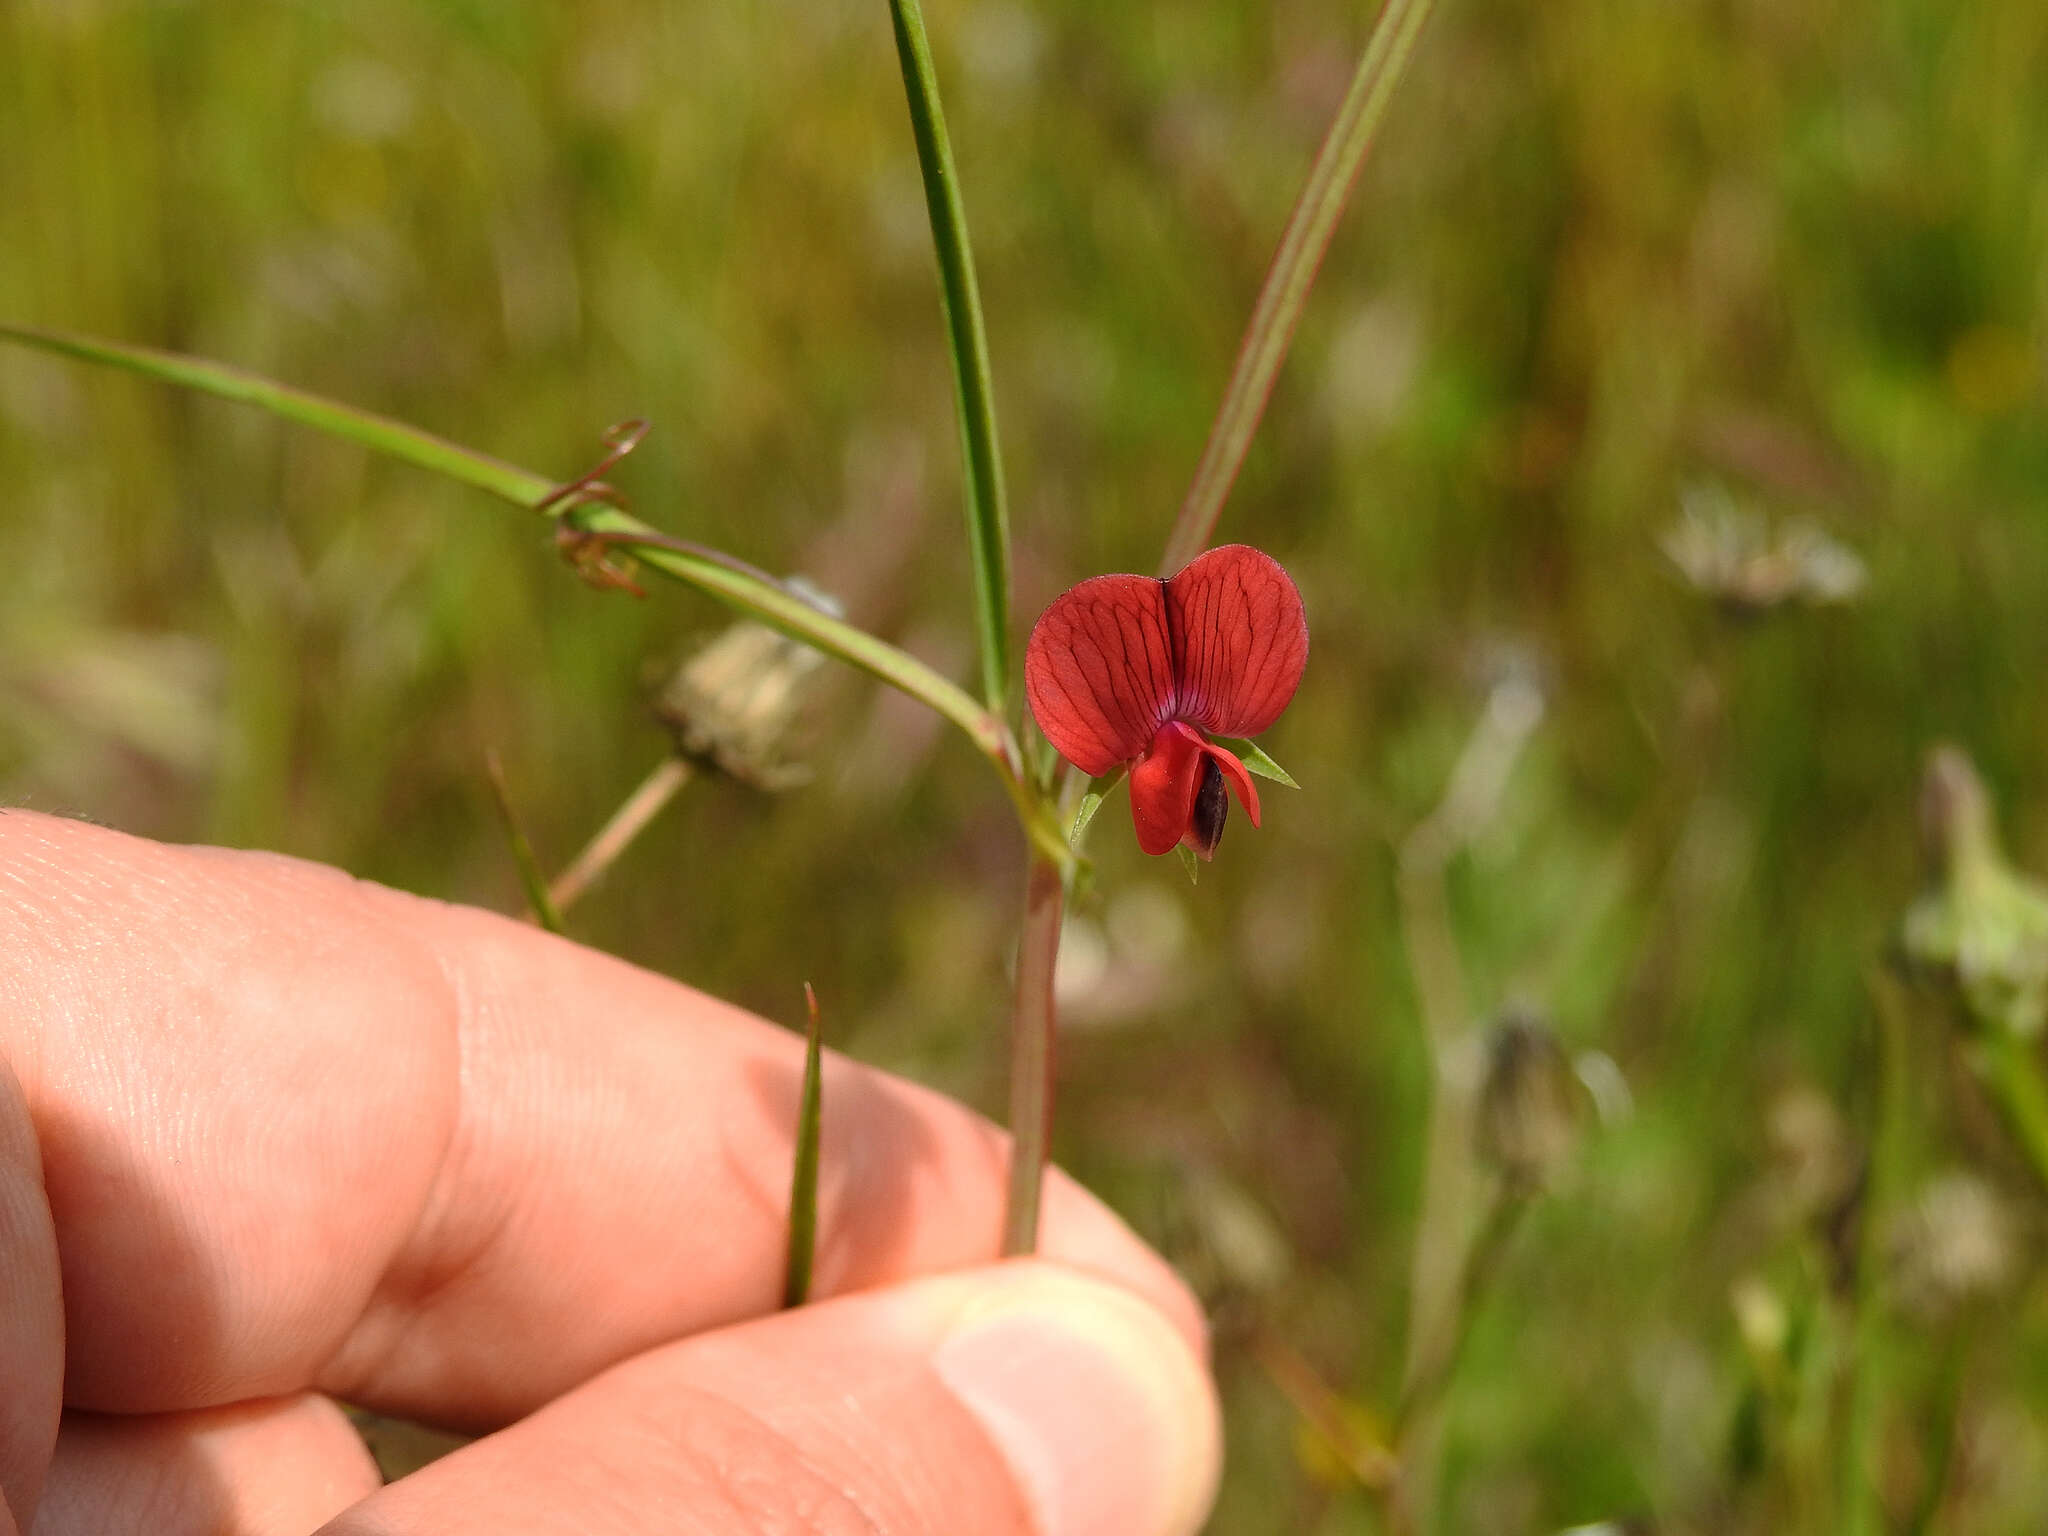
xmin=1024 ymin=573 xmax=1176 ymax=775
xmin=1164 ymin=544 xmax=1309 ymax=738
xmin=1128 ymin=720 xmax=1207 ymax=856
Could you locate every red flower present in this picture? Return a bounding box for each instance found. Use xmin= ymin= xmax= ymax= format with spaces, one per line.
xmin=1024 ymin=544 xmax=1308 ymax=859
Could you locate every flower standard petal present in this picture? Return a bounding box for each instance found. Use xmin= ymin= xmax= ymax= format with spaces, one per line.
xmin=1023 ymin=572 xmax=1176 ymax=775
xmin=1163 ymin=544 xmax=1309 ymax=739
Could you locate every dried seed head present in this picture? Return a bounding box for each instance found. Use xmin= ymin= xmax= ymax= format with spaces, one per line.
xmin=1475 ymin=1009 xmax=1582 ymax=1189
xmin=1662 ymin=483 xmax=1865 ymax=615
xmin=1887 ymin=1172 xmax=2017 ymax=1322
xmin=1764 ymin=1085 xmax=1858 ymax=1225
xmin=653 ymin=578 xmax=841 ymax=791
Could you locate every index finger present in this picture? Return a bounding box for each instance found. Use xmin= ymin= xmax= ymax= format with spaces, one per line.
xmin=0 ymin=812 xmax=1201 ymax=1429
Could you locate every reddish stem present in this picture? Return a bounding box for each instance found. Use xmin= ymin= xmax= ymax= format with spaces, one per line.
xmin=1001 ymin=855 xmax=1064 ymax=1255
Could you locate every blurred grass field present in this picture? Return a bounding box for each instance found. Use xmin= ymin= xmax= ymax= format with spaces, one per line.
xmin=5 ymin=0 xmax=2048 ymax=1529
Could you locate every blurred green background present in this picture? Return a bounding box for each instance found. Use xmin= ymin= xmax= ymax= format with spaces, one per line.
xmin=4 ymin=0 xmax=2047 ymax=1529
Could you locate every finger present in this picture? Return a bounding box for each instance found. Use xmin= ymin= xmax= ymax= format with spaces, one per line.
xmin=0 ymin=812 xmax=1201 ymax=1428
xmin=0 ymin=1055 xmax=61 ymax=1534
xmin=323 ymin=1263 xmax=1219 ymax=1536
xmin=35 ymin=1395 xmax=379 ymax=1536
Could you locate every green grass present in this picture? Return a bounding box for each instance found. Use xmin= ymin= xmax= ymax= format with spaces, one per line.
xmin=4 ymin=0 xmax=2047 ymax=1529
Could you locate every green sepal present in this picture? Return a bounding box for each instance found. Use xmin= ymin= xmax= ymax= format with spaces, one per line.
xmin=1175 ymin=843 xmax=1201 ymax=885
xmin=1214 ymin=736 xmax=1300 ymax=789
xmin=1069 ymin=765 xmax=1128 ymax=848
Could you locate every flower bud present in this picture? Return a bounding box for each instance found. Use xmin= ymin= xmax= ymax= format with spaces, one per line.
xmin=1899 ymin=746 xmax=2048 ymax=1039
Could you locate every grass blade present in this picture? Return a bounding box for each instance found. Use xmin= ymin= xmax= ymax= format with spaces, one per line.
xmin=1158 ymin=0 xmax=1439 ymax=574
xmin=484 ymin=749 xmax=565 ymax=935
xmin=885 ymin=0 xmax=1013 ymax=716
xmin=783 ymin=982 xmax=826 ymax=1308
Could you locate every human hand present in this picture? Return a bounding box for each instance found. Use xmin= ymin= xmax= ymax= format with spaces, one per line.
xmin=0 ymin=812 xmax=1220 ymax=1535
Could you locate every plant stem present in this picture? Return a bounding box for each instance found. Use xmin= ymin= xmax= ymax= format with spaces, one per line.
xmin=1159 ymin=0 xmax=1439 ymax=575
xmin=1002 ymin=855 xmax=1064 ymax=1255
xmin=1251 ymin=1325 xmax=1399 ymax=1491
xmin=1972 ymin=1027 xmax=2048 ymax=1195
xmin=549 ymin=755 xmax=694 ymax=914
xmin=885 ymin=0 xmax=1013 ymax=716
xmin=1395 ymin=1178 xmax=1530 ymax=1440
xmin=1840 ymin=974 xmax=1913 ymax=1536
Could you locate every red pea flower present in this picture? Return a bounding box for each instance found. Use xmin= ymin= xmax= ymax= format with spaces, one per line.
xmin=1024 ymin=543 xmax=1308 ymax=860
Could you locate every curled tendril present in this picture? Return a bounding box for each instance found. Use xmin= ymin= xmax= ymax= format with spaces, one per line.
xmin=542 ymin=419 xmax=653 ymax=594
xmin=537 ymin=418 xmax=650 ymax=516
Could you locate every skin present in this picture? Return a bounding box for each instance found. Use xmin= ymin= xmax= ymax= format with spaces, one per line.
xmin=0 ymin=811 xmax=1220 ymax=1536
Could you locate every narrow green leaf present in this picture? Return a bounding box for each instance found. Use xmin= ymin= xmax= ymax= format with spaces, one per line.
xmin=1158 ymin=0 xmax=1438 ymax=574
xmin=1069 ymin=765 xmax=1128 ymax=847
xmin=1175 ymin=843 xmax=1201 ymax=885
xmin=783 ymin=983 xmax=826 ymax=1308
xmin=885 ymin=0 xmax=1013 ymax=716
xmin=0 ymin=324 xmax=1026 ymax=789
xmin=1215 ymin=736 xmax=1301 ymax=789
xmin=0 ymin=323 xmax=551 ymax=505
xmin=484 ymin=749 xmax=565 ymax=935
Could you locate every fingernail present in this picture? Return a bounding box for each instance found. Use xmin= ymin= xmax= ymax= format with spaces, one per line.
xmin=933 ymin=1265 xmax=1220 ymax=1536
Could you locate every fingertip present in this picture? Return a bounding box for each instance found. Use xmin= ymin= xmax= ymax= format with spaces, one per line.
xmin=931 ymin=1263 xmax=1222 ymax=1536
xmin=0 ymin=1056 xmax=60 ymax=1536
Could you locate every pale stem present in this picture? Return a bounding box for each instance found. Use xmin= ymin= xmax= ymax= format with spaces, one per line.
xmin=1391 ymin=681 xmax=1543 ymax=1528
xmin=549 ymin=755 xmax=695 ymax=914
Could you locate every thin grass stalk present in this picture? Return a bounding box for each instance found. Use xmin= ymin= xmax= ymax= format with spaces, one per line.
xmin=1001 ymin=855 xmax=1064 ymax=1255
xmin=1839 ymin=974 xmax=1913 ymax=1536
xmin=1158 ymin=0 xmax=1439 ymax=575
xmin=884 ymin=0 xmax=1013 ymax=715
xmin=485 ymin=749 xmax=565 ymax=934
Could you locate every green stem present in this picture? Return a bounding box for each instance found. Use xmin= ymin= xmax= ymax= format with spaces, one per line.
xmin=885 ymin=0 xmax=1013 ymax=716
xmin=1841 ymin=976 xmax=1913 ymax=1536
xmin=1973 ymin=1028 xmax=2048 ymax=1195
xmin=0 ymin=322 xmax=549 ymax=504
xmin=1394 ymin=1178 xmax=1531 ymax=1441
xmin=484 ymin=749 xmax=565 ymax=935
xmin=1159 ymin=0 xmax=1439 ymax=575
xmin=1001 ymin=855 xmax=1064 ymax=1255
